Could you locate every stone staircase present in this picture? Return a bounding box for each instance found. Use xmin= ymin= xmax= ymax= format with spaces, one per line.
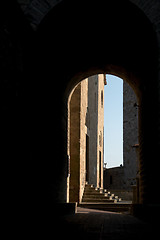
xmin=82 ymin=182 xmax=122 ymax=203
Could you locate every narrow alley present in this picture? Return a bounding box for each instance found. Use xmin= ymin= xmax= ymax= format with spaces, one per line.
xmin=58 ymin=207 xmax=157 ymax=240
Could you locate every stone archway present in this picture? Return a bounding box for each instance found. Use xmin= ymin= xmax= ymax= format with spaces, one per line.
xmin=1 ymin=0 xmax=159 ymax=220
xmin=33 ymin=0 xmax=159 ymax=213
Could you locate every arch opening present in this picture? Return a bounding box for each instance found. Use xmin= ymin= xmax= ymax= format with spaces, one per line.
xmin=34 ymin=0 xmax=159 ymax=215
xmin=67 ymin=73 xmax=139 ymax=204
xmin=1 ymin=0 xmax=160 ymax=232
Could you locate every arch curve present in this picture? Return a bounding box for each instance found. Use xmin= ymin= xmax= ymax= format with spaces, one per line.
xmin=17 ymin=0 xmax=160 ymax=35
xmin=37 ymin=0 xmax=158 ymax=90
xmin=36 ymin=0 xmax=159 ymax=207
xmin=16 ymin=0 xmax=160 ymax=213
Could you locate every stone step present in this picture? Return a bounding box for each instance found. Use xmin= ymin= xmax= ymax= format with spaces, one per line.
xmin=84 ymin=192 xmax=112 ymax=197
xmin=84 ymin=192 xmax=105 ymax=196
xmin=104 ymin=193 xmax=114 ymax=197
xmin=83 ymin=195 xmax=115 ymax=199
xmin=85 ymin=183 xmax=94 ymax=188
xmin=84 ymin=188 xmax=101 ymax=192
xmin=82 ymin=196 xmax=121 ymax=202
xmin=82 ymin=184 xmax=122 ymax=204
xmin=84 ymin=191 xmax=113 ymax=197
xmin=78 ymin=203 xmax=132 ymax=213
xmin=84 ymin=187 xmax=107 ymax=193
xmin=82 ymin=198 xmax=115 ymax=203
xmin=83 ymin=194 xmax=109 ymax=198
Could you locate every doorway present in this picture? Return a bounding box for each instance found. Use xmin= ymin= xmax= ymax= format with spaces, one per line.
xmin=86 ymin=134 xmax=89 ymax=183
xmin=99 ymin=151 xmax=102 ymax=188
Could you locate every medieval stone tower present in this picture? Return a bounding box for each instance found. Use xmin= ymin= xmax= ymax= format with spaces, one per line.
xmin=68 ymin=74 xmax=106 ymax=203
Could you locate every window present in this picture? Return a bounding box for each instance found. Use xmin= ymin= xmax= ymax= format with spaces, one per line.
xmin=99 ymin=131 xmax=102 ymax=147
xmin=101 ymin=90 xmax=103 ymax=107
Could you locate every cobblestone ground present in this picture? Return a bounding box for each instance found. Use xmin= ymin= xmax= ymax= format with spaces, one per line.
xmin=58 ymin=207 xmax=158 ymax=240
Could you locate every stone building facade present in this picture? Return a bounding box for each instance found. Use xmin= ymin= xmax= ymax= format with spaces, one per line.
xmin=104 ymin=81 xmax=139 ymax=200
xmin=68 ymin=75 xmax=106 ymax=203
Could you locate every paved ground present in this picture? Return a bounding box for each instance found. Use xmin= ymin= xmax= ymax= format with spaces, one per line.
xmin=57 ymin=207 xmax=158 ymax=240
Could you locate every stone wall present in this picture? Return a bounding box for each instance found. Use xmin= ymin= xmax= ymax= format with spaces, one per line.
xmin=88 ymin=75 xmax=105 ymax=188
xmin=104 ymin=166 xmax=124 ymax=190
xmin=68 ymin=75 xmax=105 ymax=202
xmin=97 ymin=74 xmax=105 ymax=188
xmin=123 ymin=81 xmax=139 ymax=190
xmin=69 ymin=84 xmax=81 ymax=202
xmin=87 ymin=76 xmax=98 ymax=187
xmin=79 ymin=79 xmax=88 ymax=201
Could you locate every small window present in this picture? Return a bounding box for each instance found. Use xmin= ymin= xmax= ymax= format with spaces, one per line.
xmin=99 ymin=131 xmax=102 ymax=147
xmin=101 ymin=90 xmax=103 ymax=107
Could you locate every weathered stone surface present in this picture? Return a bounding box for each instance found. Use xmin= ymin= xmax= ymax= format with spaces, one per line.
xmin=69 ymin=75 xmax=105 ymax=202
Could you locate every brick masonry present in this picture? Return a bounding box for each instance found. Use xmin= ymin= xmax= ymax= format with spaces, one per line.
xmin=68 ymin=75 xmax=105 ymax=202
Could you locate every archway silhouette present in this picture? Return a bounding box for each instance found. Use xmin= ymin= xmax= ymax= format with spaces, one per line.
xmin=1 ymin=1 xmax=160 ymax=236
xmin=33 ymin=0 xmax=159 ymax=218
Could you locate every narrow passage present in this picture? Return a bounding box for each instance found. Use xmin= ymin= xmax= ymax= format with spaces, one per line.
xmin=59 ymin=207 xmax=156 ymax=240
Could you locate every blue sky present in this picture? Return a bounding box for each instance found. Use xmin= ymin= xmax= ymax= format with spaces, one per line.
xmin=104 ymin=74 xmax=123 ymax=168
